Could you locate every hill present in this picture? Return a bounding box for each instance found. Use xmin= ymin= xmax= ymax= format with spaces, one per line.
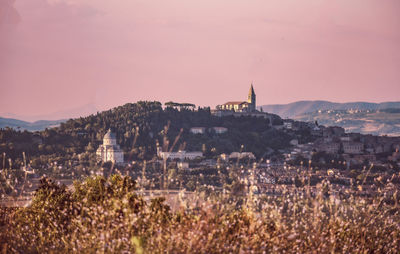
xmin=0 ymin=117 xmax=65 ymax=131
xmin=294 ymin=109 xmax=400 ymax=136
xmin=0 ymin=101 xmax=293 ymax=168
xmin=260 ymin=101 xmax=400 ymax=118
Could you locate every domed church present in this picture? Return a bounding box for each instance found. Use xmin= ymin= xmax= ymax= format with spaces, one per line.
xmin=96 ymin=129 xmax=124 ymax=164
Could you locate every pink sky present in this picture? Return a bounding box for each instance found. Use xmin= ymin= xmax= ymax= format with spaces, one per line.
xmin=1 ymin=0 xmax=399 ymax=119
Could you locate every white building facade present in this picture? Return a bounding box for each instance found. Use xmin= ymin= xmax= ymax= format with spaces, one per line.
xmin=212 ymin=127 xmax=228 ymax=134
xmin=157 ymin=146 xmax=203 ymax=160
xmin=96 ymin=129 xmax=124 ymax=163
xmin=190 ymin=127 xmax=206 ymax=134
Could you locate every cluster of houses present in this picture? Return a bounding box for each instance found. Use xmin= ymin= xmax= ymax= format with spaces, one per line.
xmin=282 ymin=120 xmax=400 ymax=167
xmin=96 ymin=127 xmax=256 ymax=167
xmin=95 ymin=93 xmax=400 ymax=171
xmin=96 ymin=120 xmax=400 ymax=170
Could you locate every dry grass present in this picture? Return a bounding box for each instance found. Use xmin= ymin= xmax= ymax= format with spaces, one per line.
xmin=0 ymin=174 xmax=399 ymax=253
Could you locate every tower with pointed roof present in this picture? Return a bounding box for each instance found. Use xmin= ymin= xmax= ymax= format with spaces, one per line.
xmin=247 ymin=84 xmax=256 ymax=112
xmin=216 ymin=83 xmax=257 ymax=112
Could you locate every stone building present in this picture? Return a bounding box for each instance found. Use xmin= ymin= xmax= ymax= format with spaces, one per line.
xmin=156 ymin=145 xmax=202 ymax=161
xmin=158 ymin=150 xmax=203 ymax=161
xmin=317 ymin=142 xmax=340 ymax=154
xmin=342 ymin=142 xmax=364 ymax=154
xmin=96 ymin=129 xmax=124 ymax=163
xmin=216 ymin=84 xmax=256 ymax=112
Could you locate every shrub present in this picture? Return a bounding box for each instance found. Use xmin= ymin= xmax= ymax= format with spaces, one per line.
xmin=1 ymin=174 xmax=399 ymax=253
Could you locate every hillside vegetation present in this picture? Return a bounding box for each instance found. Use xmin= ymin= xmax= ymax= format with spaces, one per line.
xmin=0 ymin=101 xmax=288 ymax=168
xmin=1 ymin=174 xmax=399 ymax=253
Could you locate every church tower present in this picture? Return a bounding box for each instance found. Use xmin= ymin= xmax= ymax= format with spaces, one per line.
xmin=247 ymin=84 xmax=256 ymax=112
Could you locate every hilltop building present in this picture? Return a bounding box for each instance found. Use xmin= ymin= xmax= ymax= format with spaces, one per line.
xmin=217 ymin=84 xmax=256 ymax=112
xmin=96 ymin=129 xmax=124 ymax=164
xmin=212 ymin=84 xmax=275 ymax=125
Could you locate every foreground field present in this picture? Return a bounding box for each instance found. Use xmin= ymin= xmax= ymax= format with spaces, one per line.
xmin=1 ymin=175 xmax=399 ymax=253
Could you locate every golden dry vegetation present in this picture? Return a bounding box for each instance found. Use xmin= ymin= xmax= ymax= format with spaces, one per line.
xmin=0 ymin=174 xmax=399 ymax=253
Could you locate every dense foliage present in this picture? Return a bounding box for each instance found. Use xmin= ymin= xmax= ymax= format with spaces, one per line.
xmin=1 ymin=174 xmax=399 ymax=253
xmin=0 ymin=101 xmax=292 ymax=168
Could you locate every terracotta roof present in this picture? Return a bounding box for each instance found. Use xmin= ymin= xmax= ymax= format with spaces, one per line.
xmin=222 ymin=101 xmax=247 ymax=105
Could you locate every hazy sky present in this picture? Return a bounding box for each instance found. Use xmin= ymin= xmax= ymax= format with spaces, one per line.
xmin=1 ymin=0 xmax=399 ymax=119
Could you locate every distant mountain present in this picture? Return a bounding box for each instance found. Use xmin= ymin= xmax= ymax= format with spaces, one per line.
xmin=294 ymin=109 xmax=400 ymax=137
xmin=1 ymin=103 xmax=98 ymax=122
xmin=260 ymin=101 xmax=400 ymax=118
xmin=0 ymin=117 xmax=66 ymax=131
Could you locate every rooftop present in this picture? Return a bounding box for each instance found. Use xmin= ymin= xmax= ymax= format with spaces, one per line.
xmin=222 ymin=101 xmax=247 ymax=105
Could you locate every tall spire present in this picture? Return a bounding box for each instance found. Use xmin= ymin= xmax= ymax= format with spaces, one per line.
xmin=249 ymin=83 xmax=255 ymax=97
xmin=247 ymin=83 xmax=256 ymax=112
